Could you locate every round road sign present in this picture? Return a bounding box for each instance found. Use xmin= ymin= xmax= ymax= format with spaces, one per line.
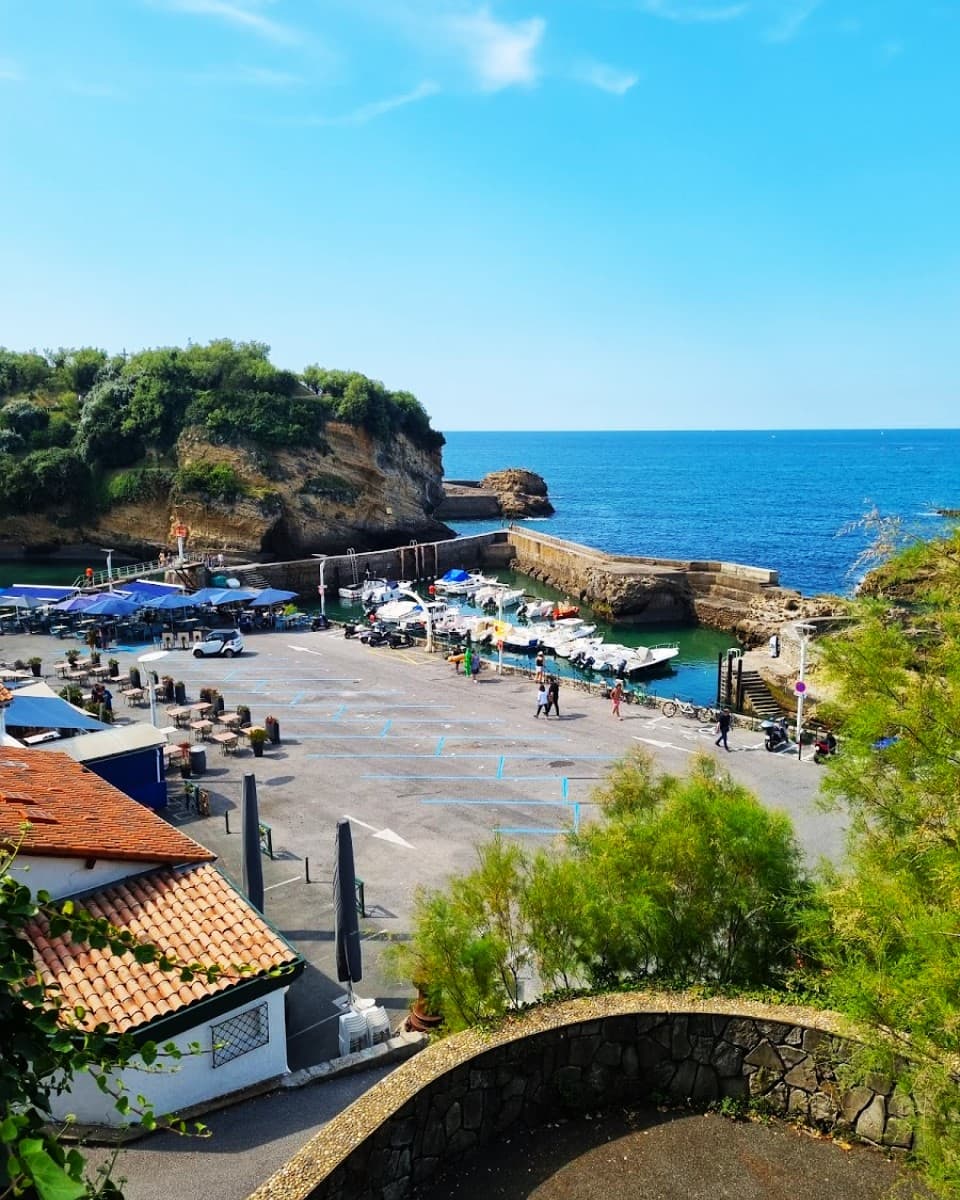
xmin=795 ymin=680 xmax=807 ymax=694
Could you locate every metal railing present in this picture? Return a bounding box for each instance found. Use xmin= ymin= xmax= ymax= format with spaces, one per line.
xmin=72 ymin=557 xmax=198 ymax=589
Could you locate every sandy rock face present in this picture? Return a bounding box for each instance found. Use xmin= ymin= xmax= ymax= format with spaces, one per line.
xmin=479 ymin=469 xmax=555 ymax=517
xmin=0 ymin=421 xmax=451 ymax=560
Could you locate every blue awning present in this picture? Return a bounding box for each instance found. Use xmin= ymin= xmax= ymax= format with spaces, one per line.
xmin=249 ymin=588 xmax=298 ymax=607
xmin=3 ymin=584 xmax=77 ymax=601
xmin=118 ymin=580 xmax=184 ymax=599
xmin=439 ymin=569 xmax=471 ymax=583
xmin=5 ymin=694 xmax=108 ymax=732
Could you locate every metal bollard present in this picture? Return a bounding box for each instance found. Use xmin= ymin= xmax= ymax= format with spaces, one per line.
xmin=305 ymin=856 xmax=310 ymax=883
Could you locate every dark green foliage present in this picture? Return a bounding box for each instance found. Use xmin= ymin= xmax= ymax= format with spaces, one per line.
xmin=0 ymin=349 xmax=52 ymax=397
xmin=0 ymin=449 xmax=90 ymax=511
xmin=0 ymin=340 xmax=443 ymax=520
xmin=298 ymin=472 xmax=359 ymax=504
xmin=174 ymin=462 xmax=245 ymax=502
xmin=390 ymin=754 xmax=808 ymax=1031
xmin=1 ymin=399 xmax=49 ymax=437
xmin=104 ymin=468 xmax=175 ymax=506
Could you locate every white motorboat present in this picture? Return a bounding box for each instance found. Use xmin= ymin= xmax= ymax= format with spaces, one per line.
xmin=517 ymin=599 xmax=553 ymax=621
xmin=434 ymin=568 xmax=497 ymax=596
xmin=476 ymin=585 xmax=525 ymax=609
xmin=374 ymin=599 xmax=420 ymax=624
xmin=362 ymin=579 xmax=412 ymax=606
xmin=339 ymin=584 xmax=365 ymax=601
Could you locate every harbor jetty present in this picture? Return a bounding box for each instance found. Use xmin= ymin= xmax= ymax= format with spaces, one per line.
xmin=232 ymin=525 xmax=830 ymax=642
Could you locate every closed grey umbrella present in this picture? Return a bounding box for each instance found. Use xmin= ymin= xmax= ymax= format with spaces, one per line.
xmin=241 ymin=773 xmax=265 ymax=913
xmin=334 ymin=819 xmax=362 ymax=987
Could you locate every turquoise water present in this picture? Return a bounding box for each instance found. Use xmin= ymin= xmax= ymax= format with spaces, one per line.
xmin=441 ymin=429 xmax=960 ymax=597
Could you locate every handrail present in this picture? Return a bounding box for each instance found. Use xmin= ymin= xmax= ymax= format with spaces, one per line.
xmin=72 ymin=556 xmax=200 ymax=589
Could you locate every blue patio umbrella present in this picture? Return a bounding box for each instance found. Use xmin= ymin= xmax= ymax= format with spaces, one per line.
xmin=249 ymin=588 xmax=298 ymax=607
xmin=82 ymin=593 xmax=142 ymax=617
xmin=51 ymin=594 xmax=99 ymax=613
xmin=187 ymin=587 xmax=229 ymax=604
xmin=207 ymin=588 xmax=259 ymax=605
xmin=151 ymin=592 xmax=196 ymax=611
xmin=0 ymin=591 xmax=47 ymax=609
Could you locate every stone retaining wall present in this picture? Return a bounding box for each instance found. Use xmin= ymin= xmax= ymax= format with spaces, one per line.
xmin=249 ymin=995 xmax=913 ymax=1200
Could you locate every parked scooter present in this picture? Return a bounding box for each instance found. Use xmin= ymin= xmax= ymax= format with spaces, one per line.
xmin=343 ymin=622 xmax=360 ymax=639
xmin=813 ymin=731 xmax=838 ymax=763
xmin=761 ymin=716 xmax=791 ymax=752
xmin=388 ymin=631 xmax=414 ymax=649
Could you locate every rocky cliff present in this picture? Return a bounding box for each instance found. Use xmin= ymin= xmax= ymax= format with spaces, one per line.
xmin=0 ymin=421 xmax=451 ymax=560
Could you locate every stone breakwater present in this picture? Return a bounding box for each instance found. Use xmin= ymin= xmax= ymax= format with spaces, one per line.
xmin=239 ymin=526 xmax=839 ymax=640
xmin=247 ymin=994 xmax=916 ymax=1200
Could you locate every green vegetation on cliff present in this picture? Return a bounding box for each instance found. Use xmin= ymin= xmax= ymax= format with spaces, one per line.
xmin=0 ymin=340 xmax=443 ymax=520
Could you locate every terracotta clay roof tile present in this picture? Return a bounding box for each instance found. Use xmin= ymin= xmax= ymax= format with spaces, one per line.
xmin=0 ymin=749 xmax=213 ymax=864
xmin=25 ymin=863 xmax=300 ymax=1035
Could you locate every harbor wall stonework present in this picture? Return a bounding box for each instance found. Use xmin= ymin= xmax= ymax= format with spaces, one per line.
xmin=240 ymin=527 xmax=817 ymax=636
xmin=249 ymin=995 xmax=914 ymax=1200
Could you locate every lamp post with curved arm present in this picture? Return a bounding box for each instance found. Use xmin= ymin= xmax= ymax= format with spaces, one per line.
xmin=398 ymin=587 xmax=433 ymax=654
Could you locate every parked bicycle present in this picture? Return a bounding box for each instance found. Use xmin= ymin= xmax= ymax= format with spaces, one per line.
xmin=661 ymin=697 xmax=715 ymax=722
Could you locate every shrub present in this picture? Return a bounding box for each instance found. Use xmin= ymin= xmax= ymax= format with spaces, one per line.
xmin=174 ymin=462 xmax=245 ymax=502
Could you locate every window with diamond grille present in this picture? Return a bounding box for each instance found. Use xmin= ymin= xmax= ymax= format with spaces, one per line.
xmin=211 ymin=1003 xmax=269 ymax=1068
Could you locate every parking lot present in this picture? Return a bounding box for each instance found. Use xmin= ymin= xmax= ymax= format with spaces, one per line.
xmin=4 ymin=625 xmax=839 ymax=1066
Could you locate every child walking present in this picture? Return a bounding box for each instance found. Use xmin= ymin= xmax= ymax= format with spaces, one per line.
xmin=611 ymin=681 xmax=624 ymax=720
xmin=535 ymin=682 xmax=549 ymax=718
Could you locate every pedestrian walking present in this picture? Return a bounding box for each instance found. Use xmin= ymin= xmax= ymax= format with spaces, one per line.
xmin=535 ymin=682 xmax=549 ymax=718
xmin=545 ymin=675 xmax=560 ymax=718
xmin=611 ymin=680 xmax=624 ymax=720
xmin=535 ymin=650 xmax=545 ymax=684
xmin=714 ymin=706 xmax=732 ymax=751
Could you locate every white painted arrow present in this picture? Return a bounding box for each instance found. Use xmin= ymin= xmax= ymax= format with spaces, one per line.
xmin=373 ymin=828 xmax=415 ymax=849
xmin=288 ymin=645 xmax=323 ymax=655
xmin=634 ymin=737 xmax=693 ymax=755
xmin=343 ymin=814 xmax=415 ymax=849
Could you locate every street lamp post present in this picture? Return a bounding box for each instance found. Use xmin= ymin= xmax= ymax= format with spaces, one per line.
xmin=311 ymin=554 xmax=327 ymax=618
xmin=795 ymin=623 xmax=814 ymax=760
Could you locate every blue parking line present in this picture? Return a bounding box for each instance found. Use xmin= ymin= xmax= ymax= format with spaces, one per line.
xmin=494 ymin=826 xmax=568 ymax=836
xmin=435 ymin=736 xmax=445 ymax=757
xmin=381 ymin=720 xmax=392 ymax=737
xmin=332 ymin=704 xmax=346 ymax=721
xmin=289 ymin=691 xmax=307 ymax=706
xmin=573 ymin=802 xmax=581 ymax=832
xmin=562 ymin=777 xmax=569 ymax=800
xmin=306 ymin=752 xmax=614 ymax=761
xmin=496 ymin=756 xmax=505 ymax=779
xmin=421 ymin=798 xmax=571 ymax=807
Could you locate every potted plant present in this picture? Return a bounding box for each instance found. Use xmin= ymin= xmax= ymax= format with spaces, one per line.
xmin=90 ymin=649 xmax=101 ymax=668
xmin=264 ymin=715 xmax=280 ymax=744
xmin=248 ymin=727 xmax=267 ymax=758
xmin=407 ymin=977 xmax=444 ymax=1033
xmin=179 ymin=742 xmax=192 ymax=777
xmin=161 ymin=675 xmax=175 ymax=703
xmin=108 ymin=657 xmax=119 ymax=679
xmin=66 ymin=648 xmax=79 ymax=667
xmin=237 ymin=704 xmax=251 ymax=728
xmin=27 ymin=656 xmax=42 ymax=678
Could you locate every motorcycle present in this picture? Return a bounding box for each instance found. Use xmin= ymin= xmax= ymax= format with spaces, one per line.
xmin=761 ymin=717 xmax=790 ymax=752
xmin=813 ymin=732 xmax=838 ymax=763
xmin=343 ymin=622 xmax=360 ymax=639
xmin=361 ymin=624 xmax=390 ymax=647
xmin=388 ymin=631 xmax=414 ymax=649
xmin=311 ymin=614 xmax=330 ymax=631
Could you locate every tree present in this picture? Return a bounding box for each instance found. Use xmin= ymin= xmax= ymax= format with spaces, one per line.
xmin=805 ymin=527 xmax=960 ymax=1194
xmin=391 ymin=753 xmax=809 ymax=1030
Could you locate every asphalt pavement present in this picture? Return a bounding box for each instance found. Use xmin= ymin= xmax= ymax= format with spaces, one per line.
xmin=2 ymin=624 xmax=842 ymax=1199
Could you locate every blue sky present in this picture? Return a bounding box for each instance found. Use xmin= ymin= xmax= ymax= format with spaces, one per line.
xmin=1 ymin=1 xmax=957 ymax=430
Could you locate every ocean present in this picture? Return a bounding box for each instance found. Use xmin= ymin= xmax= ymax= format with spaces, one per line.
xmin=441 ymin=429 xmax=960 ymax=598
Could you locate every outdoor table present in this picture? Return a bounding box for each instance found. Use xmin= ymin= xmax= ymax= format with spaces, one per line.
xmin=210 ymin=731 xmax=239 ymax=755
xmin=125 ymin=688 xmax=146 ymax=706
xmin=66 ymin=670 xmax=88 ymax=684
xmin=54 ymin=661 xmax=70 ymax=678
xmin=163 ymin=744 xmax=185 ymax=766
xmin=188 ymin=702 xmax=212 ymax=718
xmin=89 ymin=665 xmax=110 ymax=680
xmin=166 ymin=705 xmax=193 ymax=728
xmin=217 ymin=712 xmax=242 ymax=729
xmin=190 ymin=719 xmax=213 ymax=741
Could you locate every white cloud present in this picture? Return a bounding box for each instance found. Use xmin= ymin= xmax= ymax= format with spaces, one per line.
xmin=305 ymin=80 xmax=440 ymax=126
xmin=765 ymin=0 xmax=823 ymax=43
xmin=575 ymin=61 xmax=639 ymax=95
xmin=444 ymin=7 xmax=545 ymax=91
xmin=637 ymin=0 xmax=749 ymax=23
xmin=158 ymin=0 xmax=302 ymax=45
xmin=0 ymin=59 xmax=22 ymax=82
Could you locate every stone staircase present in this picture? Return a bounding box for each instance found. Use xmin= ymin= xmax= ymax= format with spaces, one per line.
xmin=739 ymin=670 xmax=782 ymax=719
xmin=233 ymin=566 xmax=271 ymax=590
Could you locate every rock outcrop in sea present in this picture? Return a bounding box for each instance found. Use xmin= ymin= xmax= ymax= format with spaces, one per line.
xmin=435 ymin=468 xmax=554 ymax=521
